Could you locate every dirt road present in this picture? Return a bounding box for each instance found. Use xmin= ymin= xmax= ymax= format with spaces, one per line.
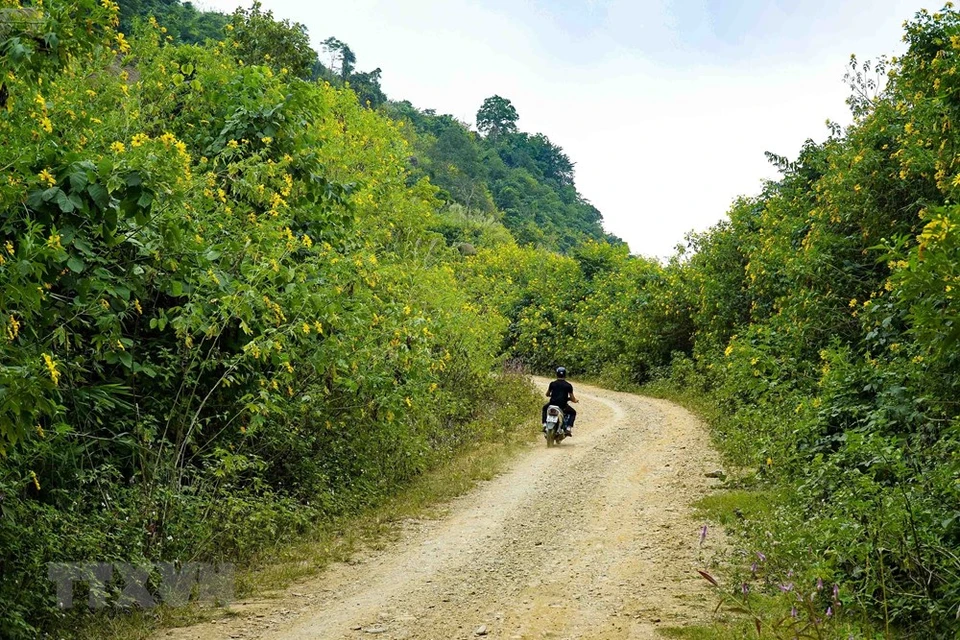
xmin=163 ymin=379 xmax=724 ymax=640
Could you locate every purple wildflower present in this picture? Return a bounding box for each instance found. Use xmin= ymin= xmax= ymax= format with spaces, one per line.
xmin=779 ymin=582 xmax=794 ymax=593
xmin=817 ymin=577 xmax=824 ymax=591
xmin=833 ymin=584 xmax=840 ymax=600
xmin=699 ymin=524 xmax=708 ymax=546
xmin=756 ymin=551 xmax=766 ymax=562
xmin=751 ymin=562 xmax=758 ymax=575
xmin=742 ymin=583 xmax=750 ymax=595
xmin=826 ymin=606 xmax=833 ymax=617
xmin=791 ymin=606 xmax=798 ymax=618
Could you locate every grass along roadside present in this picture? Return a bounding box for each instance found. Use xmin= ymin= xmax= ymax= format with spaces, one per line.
xmin=69 ymin=377 xmax=541 ymax=640
xmin=640 ymin=380 xmax=887 ymax=639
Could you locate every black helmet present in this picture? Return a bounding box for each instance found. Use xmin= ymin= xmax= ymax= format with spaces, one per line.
xmin=556 ymin=367 xmax=567 ymax=378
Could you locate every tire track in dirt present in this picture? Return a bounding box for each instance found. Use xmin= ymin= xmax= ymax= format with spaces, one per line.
xmin=161 ymin=379 xmax=725 ymax=640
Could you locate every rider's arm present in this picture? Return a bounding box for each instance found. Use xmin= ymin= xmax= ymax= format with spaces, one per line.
xmin=570 ymin=392 xmax=578 ymax=403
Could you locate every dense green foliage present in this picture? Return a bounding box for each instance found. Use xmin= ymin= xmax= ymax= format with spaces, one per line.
xmin=0 ymin=2 xmax=539 ymax=635
xmin=118 ymin=0 xmax=226 ymax=44
xmin=456 ymin=8 xmax=960 ymax=636
xmin=6 ymin=0 xmax=960 ymax=637
xmin=115 ymin=0 xmax=613 ymax=253
xmin=387 ymin=98 xmax=618 ymax=252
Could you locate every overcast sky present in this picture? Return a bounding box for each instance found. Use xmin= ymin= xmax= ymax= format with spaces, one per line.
xmin=200 ymin=0 xmax=933 ymax=257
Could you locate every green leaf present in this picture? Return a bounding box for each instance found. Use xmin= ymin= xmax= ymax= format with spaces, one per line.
xmin=87 ymin=183 xmax=110 ymax=209
xmin=66 ymin=256 xmax=85 ymax=273
xmin=73 ymin=238 xmax=94 ymax=256
xmin=170 ymin=281 xmax=184 ymax=297
xmin=118 ymin=351 xmax=133 ymax=369
xmin=68 ymin=171 xmax=88 ymax=192
xmin=55 ymin=189 xmax=75 ymax=213
xmin=68 ymin=193 xmax=84 ymax=212
xmin=104 ymin=207 xmax=119 ymax=232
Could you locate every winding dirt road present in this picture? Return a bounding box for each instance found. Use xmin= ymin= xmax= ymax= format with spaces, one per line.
xmin=163 ymin=380 xmax=725 ymax=640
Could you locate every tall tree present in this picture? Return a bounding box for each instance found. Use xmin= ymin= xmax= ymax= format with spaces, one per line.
xmin=228 ymin=1 xmax=317 ymax=79
xmin=321 ymin=36 xmax=356 ymax=80
xmin=476 ymin=95 xmax=519 ymax=137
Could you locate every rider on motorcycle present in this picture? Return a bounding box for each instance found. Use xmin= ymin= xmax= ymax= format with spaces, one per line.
xmin=542 ymin=367 xmax=578 ymax=436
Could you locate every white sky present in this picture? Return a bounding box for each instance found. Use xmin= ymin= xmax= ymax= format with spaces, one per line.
xmin=199 ymin=0 xmax=933 ymax=257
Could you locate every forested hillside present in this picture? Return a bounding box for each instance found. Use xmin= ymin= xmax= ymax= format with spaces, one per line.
xmin=2 ymin=0 xmax=960 ymax=638
xmin=0 ymin=2 xmax=540 ymax=634
xmin=115 ymin=1 xmax=619 ymax=253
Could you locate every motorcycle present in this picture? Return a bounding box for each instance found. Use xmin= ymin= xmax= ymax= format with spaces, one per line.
xmin=543 ymin=404 xmax=572 ymax=447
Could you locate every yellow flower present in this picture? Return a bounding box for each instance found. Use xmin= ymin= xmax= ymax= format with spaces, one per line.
xmin=302 ymin=323 xmax=311 ymax=334
xmin=42 ymin=353 xmax=61 ymax=385
xmin=38 ymin=168 xmax=56 ymax=187
xmin=40 ymin=117 xmax=53 ymax=133
xmin=110 ymin=141 xmax=125 ymax=154
xmin=261 ymin=136 xmax=273 ymax=144
xmin=46 ymin=234 xmax=62 ymax=250
xmin=5 ymin=241 xmax=13 ymax=255
xmin=35 ymin=424 xmax=45 ymax=439
xmin=5 ymin=315 xmax=20 ymax=341
xmin=131 ymin=133 xmax=149 ymax=147
xmin=227 ymin=139 xmax=239 ymax=149
xmin=29 ymin=470 xmax=41 ymax=491
xmin=849 ymin=298 xmax=858 ymax=308
xmin=133 ymin=299 xmax=143 ymax=314
xmin=115 ymin=32 xmax=130 ymax=54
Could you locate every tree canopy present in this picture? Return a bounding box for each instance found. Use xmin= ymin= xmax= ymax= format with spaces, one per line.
xmin=476 ymin=94 xmax=519 ymax=137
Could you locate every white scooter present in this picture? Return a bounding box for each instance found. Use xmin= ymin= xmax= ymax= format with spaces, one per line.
xmin=543 ymin=405 xmax=572 ymax=447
